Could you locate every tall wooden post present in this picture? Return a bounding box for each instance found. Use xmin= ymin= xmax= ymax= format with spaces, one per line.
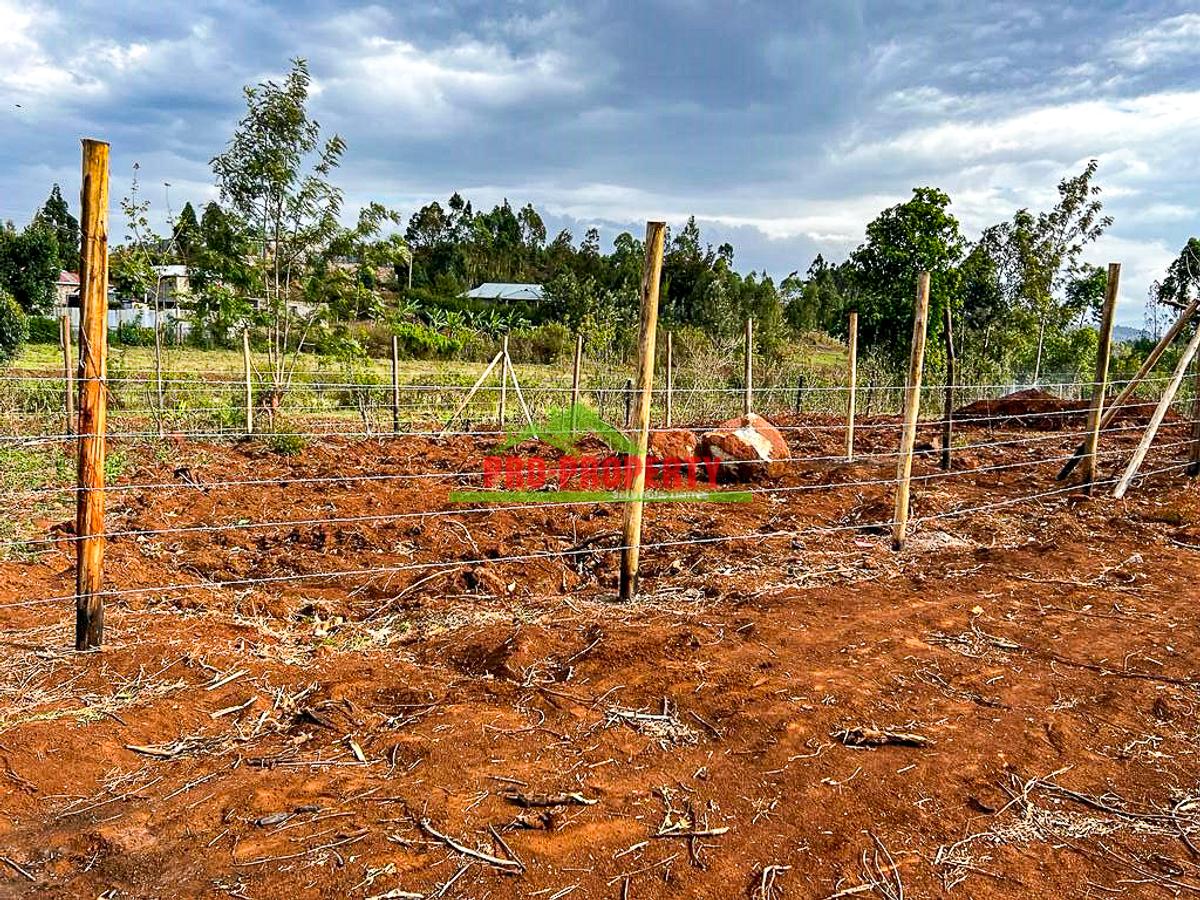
xmin=570 ymin=333 xmax=583 ymax=437
xmin=619 ymin=221 xmax=666 ymax=602
xmin=391 ymin=334 xmax=401 ymax=434
xmin=61 ymin=313 xmax=74 ymax=436
xmin=845 ymin=311 xmax=858 ymax=461
xmin=1079 ymin=263 xmax=1120 ymax=491
xmin=1189 ymin=354 xmax=1200 ymax=477
xmin=940 ymin=304 xmax=957 ymax=471
xmin=499 ymin=334 xmax=509 ymax=425
xmin=242 ymin=328 xmax=254 ymax=436
xmin=743 ymin=318 xmax=753 ymax=416
xmin=794 ymin=375 xmax=805 ymax=415
xmin=75 ymin=139 xmax=110 ymax=651
xmin=153 ymin=304 xmax=165 ymax=438
xmin=665 ymin=331 xmax=674 ymax=428
xmin=892 ymin=272 xmax=931 ymax=551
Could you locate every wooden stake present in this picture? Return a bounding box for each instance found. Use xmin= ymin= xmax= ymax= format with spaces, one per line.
xmin=619 ymin=221 xmax=666 ymax=602
xmin=391 ymin=333 xmax=401 ymax=435
xmin=75 ymin=138 xmax=110 ymax=651
xmin=242 ymin=328 xmax=254 ymax=436
xmin=1079 ymin=263 xmax=1120 ymax=490
xmin=794 ymin=375 xmax=805 ymax=415
xmin=940 ymin=304 xmax=956 ymax=471
xmin=570 ymin=333 xmax=583 ymax=436
xmin=499 ymin=334 xmax=509 ymax=425
xmin=845 ymin=311 xmax=858 ymax=461
xmin=1189 ymin=354 xmax=1200 ymax=477
xmin=153 ymin=304 xmax=165 ymax=437
xmin=1058 ymin=295 xmax=1199 ymax=480
xmin=743 ymin=318 xmax=753 ymax=416
xmin=892 ymin=272 xmax=931 ymax=551
xmin=665 ymin=331 xmax=674 ymax=428
xmin=1112 ymin=322 xmax=1200 ymax=499
xmin=623 ymin=377 xmax=633 ymax=428
xmin=439 ymin=351 xmax=503 ymax=437
xmin=61 ymin=313 xmax=74 ymax=436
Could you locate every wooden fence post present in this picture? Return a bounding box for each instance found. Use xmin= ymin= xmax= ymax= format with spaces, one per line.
xmin=845 ymin=311 xmax=858 ymax=461
xmin=242 ymin=328 xmax=254 ymax=436
xmin=794 ymin=375 xmax=805 ymax=415
xmin=570 ymin=333 xmax=583 ymax=436
xmin=391 ymin=334 xmax=401 ymax=434
xmin=743 ymin=318 xmax=753 ymax=416
xmin=1190 ymin=354 xmax=1200 ymax=477
xmin=665 ymin=331 xmax=674 ymax=428
xmin=941 ymin=304 xmax=957 ymax=471
xmin=499 ymin=334 xmax=509 ymax=426
xmin=61 ymin=313 xmax=74 ymax=436
xmin=75 ymin=138 xmax=110 ymax=651
xmin=619 ymin=221 xmax=666 ymax=602
xmin=1112 ymin=322 xmax=1200 ymax=499
xmin=153 ymin=305 xmax=165 ymax=437
xmin=1079 ymin=263 xmax=1120 ymax=491
xmin=892 ymin=272 xmax=931 ymax=551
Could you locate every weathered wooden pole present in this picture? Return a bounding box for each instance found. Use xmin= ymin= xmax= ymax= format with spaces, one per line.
xmin=743 ymin=317 xmax=753 ymax=416
xmin=242 ymin=328 xmax=254 ymax=436
xmin=940 ymin=304 xmax=957 ymax=471
xmin=664 ymin=330 xmax=674 ymax=428
xmin=1079 ymin=263 xmax=1120 ymax=491
xmin=75 ymin=139 xmax=110 ymax=651
xmin=61 ymin=313 xmax=74 ymax=436
xmin=892 ymin=272 xmax=931 ymax=551
xmin=570 ymin=333 xmax=583 ymax=436
xmin=1112 ymin=322 xmax=1200 ymax=499
xmin=1059 ymin=296 xmax=1199 ymax=480
xmin=619 ymin=221 xmax=666 ymax=602
xmin=153 ymin=304 xmax=165 ymax=437
xmin=1190 ymin=355 xmax=1200 ymax=477
xmin=391 ymin=334 xmax=401 ymax=434
xmin=499 ymin=334 xmax=509 ymax=426
xmin=794 ymin=375 xmax=805 ymax=415
xmin=845 ymin=311 xmax=858 ymax=461
xmin=623 ymin=377 xmax=633 ymax=428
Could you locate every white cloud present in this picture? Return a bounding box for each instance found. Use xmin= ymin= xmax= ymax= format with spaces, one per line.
xmin=1110 ymin=13 xmax=1200 ymax=69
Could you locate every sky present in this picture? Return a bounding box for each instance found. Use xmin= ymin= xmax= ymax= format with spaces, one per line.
xmin=0 ymin=0 xmax=1197 ymax=326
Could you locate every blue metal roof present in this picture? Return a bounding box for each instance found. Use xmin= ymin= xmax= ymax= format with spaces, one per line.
xmin=464 ymin=282 xmax=545 ymax=301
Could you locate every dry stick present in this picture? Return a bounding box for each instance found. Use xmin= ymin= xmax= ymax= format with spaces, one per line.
xmin=941 ymin=303 xmax=955 ymax=471
xmin=1080 ymin=263 xmax=1120 ymax=492
xmin=1190 ymin=352 xmax=1200 ymax=477
xmin=60 ymin=313 xmax=74 ymax=436
xmin=499 ymin=333 xmax=509 ymax=426
xmin=391 ymin=333 xmax=400 ymax=435
xmin=1112 ymin=322 xmax=1200 ymax=499
xmin=570 ymin=332 xmax=583 ymax=436
xmin=242 ymin=328 xmax=253 ymax=436
xmin=438 ymin=350 xmax=503 ymax=437
xmin=418 ymin=819 xmax=522 ymax=872
xmin=1059 ymin=295 xmax=1200 ymax=479
xmin=743 ymin=317 xmax=753 ymax=416
xmin=665 ymin=330 xmax=674 ymax=428
xmin=846 ymin=311 xmax=858 ymax=460
xmin=619 ymin=220 xmax=666 ymax=602
xmin=75 ymin=138 xmax=110 ymax=652
xmin=892 ymin=272 xmax=931 ymax=551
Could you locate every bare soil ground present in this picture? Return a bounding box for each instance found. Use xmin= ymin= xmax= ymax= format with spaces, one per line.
xmin=2 ymin=412 xmax=1200 ymax=899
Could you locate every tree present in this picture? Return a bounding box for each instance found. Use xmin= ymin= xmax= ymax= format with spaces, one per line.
xmin=35 ymin=184 xmax=80 ymax=272
xmin=0 ymin=221 xmax=59 ymax=314
xmin=1064 ymin=263 xmax=1108 ymax=327
xmin=210 ymin=57 xmax=346 ymax=413
xmin=0 ymin=288 xmax=27 ymax=364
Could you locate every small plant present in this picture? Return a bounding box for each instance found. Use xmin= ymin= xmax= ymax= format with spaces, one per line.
xmin=265 ymin=430 xmax=306 ymax=456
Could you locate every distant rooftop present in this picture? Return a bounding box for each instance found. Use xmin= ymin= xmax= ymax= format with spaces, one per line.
xmin=463 ymin=282 xmax=544 ymax=302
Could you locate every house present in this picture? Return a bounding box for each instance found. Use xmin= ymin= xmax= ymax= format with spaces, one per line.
xmin=54 ymin=271 xmax=79 ymax=308
xmin=463 ymin=282 xmax=545 ymax=302
xmin=151 ymin=265 xmax=190 ymax=307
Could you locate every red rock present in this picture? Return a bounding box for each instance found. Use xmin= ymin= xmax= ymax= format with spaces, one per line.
xmin=697 ymin=413 xmax=789 ymax=482
xmin=649 ymin=429 xmax=699 ymax=460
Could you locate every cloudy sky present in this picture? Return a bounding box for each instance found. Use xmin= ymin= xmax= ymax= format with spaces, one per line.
xmin=1 ymin=0 xmax=1197 ymax=324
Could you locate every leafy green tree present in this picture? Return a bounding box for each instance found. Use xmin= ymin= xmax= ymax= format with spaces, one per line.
xmin=0 ymin=221 xmax=59 ymax=314
xmin=0 ymin=288 xmax=27 ymax=364
xmin=35 ymin=184 xmax=79 ymax=272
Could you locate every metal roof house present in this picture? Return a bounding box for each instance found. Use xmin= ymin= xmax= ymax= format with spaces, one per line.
xmin=463 ymin=282 xmax=545 ymax=302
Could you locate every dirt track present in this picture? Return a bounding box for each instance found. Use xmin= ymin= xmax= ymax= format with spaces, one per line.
xmin=2 ymin=414 xmax=1200 ymax=899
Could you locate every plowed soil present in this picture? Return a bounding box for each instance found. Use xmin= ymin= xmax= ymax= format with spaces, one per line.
xmin=3 ymin=413 xmax=1200 ymax=899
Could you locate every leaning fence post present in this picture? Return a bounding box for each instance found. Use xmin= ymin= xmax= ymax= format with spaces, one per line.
xmin=892 ymin=272 xmax=931 ymax=551
xmin=743 ymin=317 xmax=753 ymax=416
xmin=75 ymin=138 xmax=110 ymax=651
xmin=941 ymin=303 xmax=957 ymax=471
xmin=1080 ymin=263 xmax=1120 ymax=491
xmin=242 ymin=328 xmax=254 ymax=436
xmin=845 ymin=311 xmax=858 ymax=460
xmin=61 ymin=312 xmax=74 ymax=436
xmin=570 ymin=333 xmax=583 ymax=437
xmin=619 ymin=221 xmax=666 ymax=602
xmin=391 ymin=334 xmax=401 ymax=434
xmin=665 ymin=330 xmax=674 ymax=428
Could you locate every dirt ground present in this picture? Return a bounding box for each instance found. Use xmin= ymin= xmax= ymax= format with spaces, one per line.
xmin=2 ymin=410 xmax=1200 ymax=899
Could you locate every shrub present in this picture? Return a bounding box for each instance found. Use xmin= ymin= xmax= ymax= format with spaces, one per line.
xmin=0 ymin=291 xmax=28 ymax=364
xmin=392 ymin=320 xmax=462 ymax=359
xmin=27 ymin=315 xmax=61 ymax=344
xmin=265 ymin=430 xmax=306 ymax=456
xmin=111 ymin=320 xmax=156 ymax=347
xmin=507 ymin=322 xmax=573 ymax=364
